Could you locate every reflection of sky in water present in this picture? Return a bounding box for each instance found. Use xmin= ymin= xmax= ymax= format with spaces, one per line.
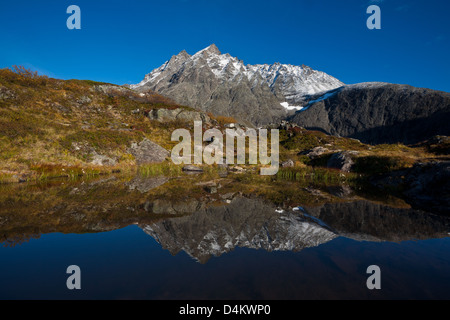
xmin=1 ymin=225 xmax=450 ymax=300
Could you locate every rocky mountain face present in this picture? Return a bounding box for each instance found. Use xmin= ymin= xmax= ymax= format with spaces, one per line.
xmin=131 ymin=44 xmax=344 ymax=126
xmin=289 ymin=83 xmax=450 ymax=144
xmin=130 ymin=47 xmax=450 ymax=144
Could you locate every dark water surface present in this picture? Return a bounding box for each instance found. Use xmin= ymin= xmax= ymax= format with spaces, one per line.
xmin=1 ymin=176 xmax=450 ymax=300
xmin=1 ymin=226 xmax=450 ymax=300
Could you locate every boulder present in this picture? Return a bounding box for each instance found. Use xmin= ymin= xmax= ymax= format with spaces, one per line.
xmin=229 ymin=166 xmax=245 ymax=173
xmin=129 ymin=139 xmax=170 ymax=165
xmin=204 ymin=185 xmax=218 ymax=194
xmin=147 ymin=108 xmax=211 ymax=124
xmin=182 ymin=165 xmax=204 ymax=173
xmin=90 ymin=151 xmax=117 ymax=166
xmin=218 ymin=163 xmax=228 ymax=177
xmin=127 ymin=176 xmax=169 ymax=193
xmin=327 ymin=151 xmax=358 ymax=172
xmin=281 ymin=159 xmax=295 ymax=168
xmin=0 ymin=86 xmax=15 ymax=100
xmin=299 ymin=147 xmax=330 ymax=159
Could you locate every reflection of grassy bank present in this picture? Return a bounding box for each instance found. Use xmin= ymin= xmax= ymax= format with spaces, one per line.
xmin=276 ymin=167 xmax=357 ymax=185
xmin=0 ymin=165 xmax=416 ymax=247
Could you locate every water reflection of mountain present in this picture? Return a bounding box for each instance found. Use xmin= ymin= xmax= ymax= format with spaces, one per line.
xmin=304 ymin=201 xmax=450 ymax=242
xmin=141 ymin=197 xmax=450 ymax=263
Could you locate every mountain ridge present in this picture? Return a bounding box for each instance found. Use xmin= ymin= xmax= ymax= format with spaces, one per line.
xmin=131 ymin=44 xmax=344 ymax=125
xmin=290 ymin=82 xmax=450 ymax=144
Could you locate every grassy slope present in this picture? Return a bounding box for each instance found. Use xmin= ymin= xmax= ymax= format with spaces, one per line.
xmin=0 ymin=68 xmax=205 ymax=182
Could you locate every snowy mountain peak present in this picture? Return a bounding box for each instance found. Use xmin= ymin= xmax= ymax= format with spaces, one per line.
xmin=131 ymin=45 xmax=345 ymax=125
xmin=196 ymin=43 xmax=221 ymax=56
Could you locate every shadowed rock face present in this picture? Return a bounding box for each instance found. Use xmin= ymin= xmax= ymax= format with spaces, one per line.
xmin=290 ymin=83 xmax=450 ymax=144
xmin=140 ymin=197 xmax=450 ymax=263
xmin=370 ymin=161 xmax=450 ymax=215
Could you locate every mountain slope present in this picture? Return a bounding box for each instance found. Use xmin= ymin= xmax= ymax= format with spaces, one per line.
xmin=131 ymin=44 xmax=344 ymax=126
xmin=289 ymin=82 xmax=450 ymax=144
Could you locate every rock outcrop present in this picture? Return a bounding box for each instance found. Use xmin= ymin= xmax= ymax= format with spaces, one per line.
xmin=129 ymin=139 xmax=170 ymax=165
xmin=327 ymin=151 xmax=358 ymax=172
xmin=290 ymin=83 xmax=450 ymax=145
xmin=147 ymin=108 xmax=211 ymax=124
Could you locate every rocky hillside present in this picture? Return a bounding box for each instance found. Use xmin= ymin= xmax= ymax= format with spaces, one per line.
xmin=130 ymin=44 xmax=344 ymax=126
xmin=0 ymin=67 xmax=216 ymax=182
xmin=290 ymin=82 xmax=450 ymax=144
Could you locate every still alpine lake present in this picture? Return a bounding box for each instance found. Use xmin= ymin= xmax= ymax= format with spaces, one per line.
xmin=1 ymin=174 xmax=449 ymax=300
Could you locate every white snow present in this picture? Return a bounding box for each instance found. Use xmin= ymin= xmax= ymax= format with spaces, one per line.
xmin=280 ymin=102 xmax=304 ymax=111
xmin=299 ymin=90 xmax=341 ymax=112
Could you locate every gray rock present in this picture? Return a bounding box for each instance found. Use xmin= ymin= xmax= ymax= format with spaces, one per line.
xmin=220 ymin=192 xmax=236 ymax=200
xmin=229 ymin=166 xmax=245 ymax=173
xmin=90 ymin=151 xmax=117 ymax=166
xmin=301 ymin=147 xmax=330 ymax=159
xmin=147 ymin=108 xmax=211 ymax=124
xmin=204 ymin=185 xmax=218 ymax=194
xmin=218 ymin=163 xmax=228 ymax=177
xmin=95 ymin=84 xmax=131 ymax=96
xmin=0 ymin=86 xmax=15 ymax=100
xmin=327 ymin=151 xmax=358 ymax=172
xmin=172 ymin=199 xmax=201 ymax=214
xmin=129 ymin=139 xmax=169 ymax=165
xmin=152 ymin=199 xmax=178 ymax=215
xmin=182 ymin=165 xmax=204 ymax=172
xmin=77 ymin=95 xmax=92 ymax=105
xmin=127 ymin=176 xmax=169 ymax=193
xmin=281 ymin=159 xmax=295 ymax=168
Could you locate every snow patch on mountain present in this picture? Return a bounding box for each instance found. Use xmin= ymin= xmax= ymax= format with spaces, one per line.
xmin=280 ymin=102 xmax=304 ymax=111
xmin=300 ymin=90 xmax=341 ymax=112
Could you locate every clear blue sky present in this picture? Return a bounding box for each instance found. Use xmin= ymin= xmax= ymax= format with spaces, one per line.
xmin=1 ymin=0 xmax=449 ymax=92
